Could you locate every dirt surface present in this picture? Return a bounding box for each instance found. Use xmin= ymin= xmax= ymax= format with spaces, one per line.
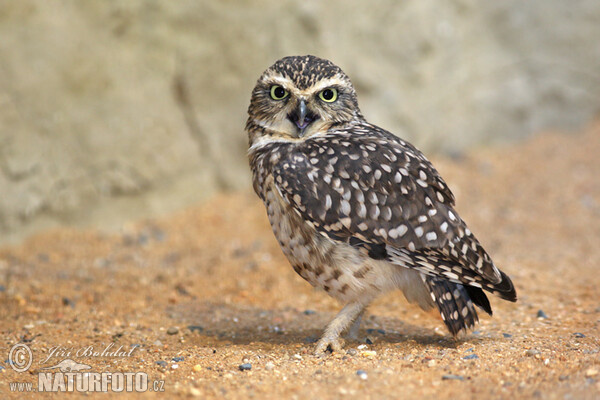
xmin=1 ymin=124 xmax=599 ymax=399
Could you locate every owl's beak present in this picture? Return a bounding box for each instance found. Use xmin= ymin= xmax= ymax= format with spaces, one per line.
xmin=289 ymin=100 xmax=318 ymax=136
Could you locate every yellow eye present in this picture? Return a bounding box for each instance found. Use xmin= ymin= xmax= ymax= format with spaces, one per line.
xmin=270 ymin=85 xmax=288 ymax=100
xmin=319 ymin=88 xmax=338 ymax=102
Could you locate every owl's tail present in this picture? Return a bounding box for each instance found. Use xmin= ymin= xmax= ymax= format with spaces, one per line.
xmin=422 ymin=275 xmax=493 ymax=336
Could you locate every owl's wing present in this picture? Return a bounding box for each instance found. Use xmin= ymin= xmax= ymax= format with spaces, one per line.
xmin=272 ymin=130 xmax=515 ymax=301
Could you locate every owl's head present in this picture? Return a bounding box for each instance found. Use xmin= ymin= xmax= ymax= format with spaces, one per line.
xmin=247 ymin=55 xmax=363 ymax=145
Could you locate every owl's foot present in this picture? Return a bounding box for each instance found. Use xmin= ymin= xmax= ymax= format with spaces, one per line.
xmin=315 ymin=336 xmax=345 ymax=354
xmin=314 ymin=301 xmax=368 ymax=354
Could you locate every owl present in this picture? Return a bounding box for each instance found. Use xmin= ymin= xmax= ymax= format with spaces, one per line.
xmin=246 ymin=55 xmax=516 ymax=353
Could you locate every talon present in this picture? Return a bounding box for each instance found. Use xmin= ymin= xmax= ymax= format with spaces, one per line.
xmin=315 ymin=337 xmax=345 ymax=354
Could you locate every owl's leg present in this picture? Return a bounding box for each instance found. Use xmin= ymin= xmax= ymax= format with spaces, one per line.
xmin=345 ymin=309 xmax=365 ymax=340
xmin=315 ymin=301 xmax=367 ymax=354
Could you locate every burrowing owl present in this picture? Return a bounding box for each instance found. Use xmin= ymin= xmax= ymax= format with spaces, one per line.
xmin=247 ymin=55 xmax=516 ymax=353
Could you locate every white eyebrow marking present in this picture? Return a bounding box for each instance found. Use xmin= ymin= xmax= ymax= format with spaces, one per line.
xmin=262 ymin=75 xmax=346 ymax=97
xmin=306 ymin=77 xmax=345 ymax=93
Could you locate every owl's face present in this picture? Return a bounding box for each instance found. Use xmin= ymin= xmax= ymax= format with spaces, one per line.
xmin=247 ymin=55 xmax=362 ymax=145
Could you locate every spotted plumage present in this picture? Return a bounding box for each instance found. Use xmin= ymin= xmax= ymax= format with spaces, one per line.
xmin=247 ymin=55 xmax=517 ymax=353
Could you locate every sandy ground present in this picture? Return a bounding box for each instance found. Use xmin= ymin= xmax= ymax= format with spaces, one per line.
xmin=1 ymin=124 xmax=599 ymax=399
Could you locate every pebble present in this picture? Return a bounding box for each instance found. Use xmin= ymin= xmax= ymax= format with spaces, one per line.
xmin=189 ymin=387 xmax=202 ymax=397
xmin=171 ymin=364 xmax=179 ymax=370
xmin=356 ymin=370 xmax=368 ymax=380
xmin=62 ymin=297 xmax=75 ymax=307
xmin=360 ymin=350 xmax=377 ymax=359
xmin=193 ymin=365 xmax=202 ymax=372
xmin=187 ymin=325 xmax=204 ymax=333
xmin=365 ymin=336 xmax=375 ymax=344
xmin=239 ymin=363 xmax=252 ymax=371
xmin=265 ymin=361 xmax=275 ymax=371
xmin=155 ymin=361 xmax=167 ymax=367
xmin=585 ymin=368 xmax=598 ymax=377
xmin=427 ymin=359 xmax=436 ymax=367
xmin=346 ymin=349 xmax=358 ymax=356
xmin=303 ymin=336 xmax=318 ymax=344
xmin=526 ymin=349 xmax=541 ymax=357
xmin=537 ymin=310 xmax=548 ymax=319
xmin=172 ymin=356 xmax=185 ymax=362
xmin=153 ymin=340 xmax=163 ymax=346
xmin=573 ymin=332 xmax=585 ymax=338
xmin=303 ymin=309 xmax=316 ymax=315
xmin=558 ymin=375 xmax=569 ymax=381
xmin=366 ymin=328 xmax=386 ymax=335
xmin=442 ymin=374 xmax=464 ymax=381
xmin=463 ymin=354 xmax=479 ymax=360
xmin=292 ymin=354 xmax=303 ymax=361
xmin=503 ymin=333 xmax=513 ymax=338
xmin=167 ymin=327 xmax=179 ymax=335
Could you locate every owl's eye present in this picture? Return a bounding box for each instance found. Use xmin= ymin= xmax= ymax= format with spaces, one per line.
xmin=270 ymin=85 xmax=289 ymax=100
xmin=319 ymin=88 xmax=338 ymax=103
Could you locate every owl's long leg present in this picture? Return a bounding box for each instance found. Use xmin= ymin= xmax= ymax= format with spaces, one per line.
xmin=315 ymin=301 xmax=368 ymax=354
xmin=345 ymin=309 xmax=365 ymax=340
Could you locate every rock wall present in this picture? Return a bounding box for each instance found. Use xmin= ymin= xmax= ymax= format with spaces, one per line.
xmin=1 ymin=0 xmax=599 ymax=243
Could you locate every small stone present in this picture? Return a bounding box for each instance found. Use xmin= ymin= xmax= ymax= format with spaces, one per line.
xmin=303 ymin=309 xmax=316 ymax=315
xmin=427 ymin=359 xmax=436 ymax=367
xmin=190 ymin=387 xmax=202 ymax=397
xmin=166 ymin=327 xmax=179 ymax=335
xmin=239 ymin=363 xmax=252 ymax=371
xmin=558 ymin=375 xmax=569 ymax=381
xmin=187 ymin=325 xmax=204 ymax=333
xmin=171 ymin=364 xmax=179 ymax=370
xmin=155 ymin=361 xmax=167 ymax=367
xmin=346 ymin=349 xmax=358 ymax=356
xmin=360 ymin=350 xmax=377 ymax=359
xmin=357 ymin=344 xmax=368 ymax=350
xmin=442 ymin=374 xmax=464 ymax=381
xmin=365 ymin=336 xmax=375 ymax=344
xmin=62 ymin=297 xmax=75 ymax=307
xmin=356 ymin=370 xmax=368 ymax=380
xmin=585 ymin=368 xmax=598 ymax=377
xmin=463 ymin=354 xmax=479 ymax=360
xmin=573 ymin=332 xmax=585 ymax=338
xmin=536 ymin=310 xmax=548 ymax=319
xmin=265 ymin=362 xmax=275 ymax=371
xmin=292 ymin=354 xmax=303 ymax=361
xmin=153 ymin=340 xmax=163 ymax=346
xmin=303 ymin=336 xmax=318 ymax=344
xmin=502 ymin=333 xmax=513 ymax=338
xmin=193 ymin=365 xmax=202 ymax=372
xmin=525 ymin=349 xmax=541 ymax=357
xmin=172 ymin=356 xmax=185 ymax=362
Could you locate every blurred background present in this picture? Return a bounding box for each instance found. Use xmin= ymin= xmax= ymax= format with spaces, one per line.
xmin=1 ymin=0 xmax=599 ymax=245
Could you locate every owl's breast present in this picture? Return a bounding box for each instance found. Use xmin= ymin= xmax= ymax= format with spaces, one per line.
xmin=262 ymin=178 xmax=326 ymax=271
